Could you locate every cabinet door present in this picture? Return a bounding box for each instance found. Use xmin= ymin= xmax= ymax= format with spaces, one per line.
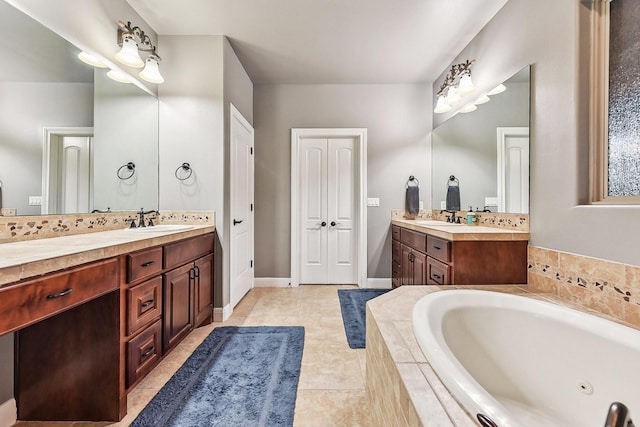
xmin=163 ymin=263 xmax=194 ymax=353
xmin=194 ymin=254 xmax=213 ymax=327
xmin=400 ymin=244 xmax=413 ymax=286
xmin=412 ymin=251 xmax=428 ymax=285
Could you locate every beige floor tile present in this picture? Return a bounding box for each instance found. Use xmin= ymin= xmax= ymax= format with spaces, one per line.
xmin=299 ymin=344 xmax=365 ymax=390
xmin=293 ymin=390 xmax=371 ymax=427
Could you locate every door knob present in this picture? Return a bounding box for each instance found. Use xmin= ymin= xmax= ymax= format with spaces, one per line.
xmin=320 ymin=221 xmax=327 ymax=227
xmin=330 ymin=221 xmax=336 ymax=227
xmin=233 ymin=219 xmax=243 ymax=225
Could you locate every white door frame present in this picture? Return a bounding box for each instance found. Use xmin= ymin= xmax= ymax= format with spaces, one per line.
xmin=291 ymin=128 xmax=367 ymax=287
xmin=41 ymin=126 xmax=94 ymax=214
xmin=229 ymin=104 xmax=255 ymax=307
xmin=497 ymin=126 xmax=529 ymax=213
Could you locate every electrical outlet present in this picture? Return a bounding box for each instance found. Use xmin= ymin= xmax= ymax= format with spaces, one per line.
xmin=419 ymin=201 xmax=424 ymax=210
xmin=367 ymin=197 xmax=380 ymax=207
xmin=28 ymin=196 xmax=42 ymax=206
xmin=440 ymin=201 xmax=446 ymax=210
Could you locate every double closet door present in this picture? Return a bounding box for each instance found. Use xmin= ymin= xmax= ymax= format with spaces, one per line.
xmin=299 ymin=137 xmax=357 ymax=284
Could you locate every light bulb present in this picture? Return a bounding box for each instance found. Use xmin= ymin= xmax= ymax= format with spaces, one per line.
xmin=459 ymin=103 xmax=477 ymax=113
xmin=115 ymin=35 xmax=144 ymax=68
xmin=445 ymin=86 xmax=461 ymax=105
xmin=487 ymin=83 xmax=507 ymax=95
xmin=434 ymin=95 xmax=452 ymax=114
xmin=106 ymin=69 xmax=133 ymax=84
xmin=457 ymin=73 xmax=474 ymax=95
xmin=77 ymin=51 xmax=107 ymax=68
xmin=474 ymin=95 xmax=491 ymax=105
xmin=139 ymin=56 xmax=165 ymax=84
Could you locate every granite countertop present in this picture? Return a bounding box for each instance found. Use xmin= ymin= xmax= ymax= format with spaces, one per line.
xmin=391 ymin=219 xmax=530 ymax=241
xmin=0 ymin=225 xmax=215 ymax=287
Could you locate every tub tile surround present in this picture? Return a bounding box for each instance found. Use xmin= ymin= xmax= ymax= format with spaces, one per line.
xmin=528 ymin=245 xmax=640 ymax=328
xmin=391 ymin=209 xmax=530 ymax=232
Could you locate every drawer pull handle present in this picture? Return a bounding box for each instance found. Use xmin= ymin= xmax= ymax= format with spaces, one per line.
xmin=141 ymin=299 xmax=155 ymax=309
xmin=433 ymin=246 xmax=441 ymax=250
xmin=46 ymin=288 xmax=73 ymax=299
xmin=141 ymin=261 xmax=155 ymax=268
xmin=141 ymin=346 xmax=155 ymax=359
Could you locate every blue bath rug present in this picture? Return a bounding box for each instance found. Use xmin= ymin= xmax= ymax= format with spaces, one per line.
xmin=338 ymin=289 xmax=391 ymax=349
xmin=130 ymin=326 xmax=305 ymax=427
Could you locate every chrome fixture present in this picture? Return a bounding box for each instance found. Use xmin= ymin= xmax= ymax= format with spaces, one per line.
xmin=117 ymin=162 xmax=136 ymax=180
xmin=116 ymin=20 xmax=164 ymax=84
xmin=434 ymin=60 xmax=476 ymax=114
xmin=605 ymin=402 xmax=635 ymax=427
xmin=175 ymin=162 xmax=193 ymax=181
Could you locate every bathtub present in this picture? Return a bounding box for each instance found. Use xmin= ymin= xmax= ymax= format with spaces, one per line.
xmin=412 ymin=290 xmax=640 ymax=427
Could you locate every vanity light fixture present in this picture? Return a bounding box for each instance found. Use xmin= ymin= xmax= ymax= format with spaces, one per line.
xmin=459 ymin=103 xmax=477 ymax=113
xmin=487 ymin=83 xmax=506 ymax=95
xmin=434 ymin=59 xmax=476 ymax=114
xmin=77 ymin=51 xmax=107 ymax=68
xmin=474 ymin=94 xmax=491 ymax=105
xmin=106 ymin=69 xmax=133 ymax=84
xmin=115 ymin=20 xmax=164 ymax=84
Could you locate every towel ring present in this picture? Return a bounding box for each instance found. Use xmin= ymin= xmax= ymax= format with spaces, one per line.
xmin=117 ymin=162 xmax=136 ymax=180
xmin=175 ymin=162 xmax=193 ymax=181
xmin=447 ymin=175 xmax=459 ymax=186
xmin=406 ymin=175 xmax=420 ymax=188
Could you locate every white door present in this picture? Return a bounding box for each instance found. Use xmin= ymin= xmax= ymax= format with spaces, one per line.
xmin=59 ymin=136 xmax=91 ymax=214
xmin=230 ymin=104 xmax=254 ymax=308
xmin=497 ymin=127 xmax=529 ymax=213
xmin=299 ymin=137 xmax=357 ymax=284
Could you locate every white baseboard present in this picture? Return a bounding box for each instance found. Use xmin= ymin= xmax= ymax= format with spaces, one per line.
xmin=254 ymin=278 xmax=291 ymax=288
xmin=0 ymin=399 xmax=16 ymax=427
xmin=366 ymin=278 xmax=392 ymax=289
xmin=213 ymin=304 xmax=233 ymax=322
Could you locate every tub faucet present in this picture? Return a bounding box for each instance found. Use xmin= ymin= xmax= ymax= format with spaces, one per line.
xmin=605 ymin=402 xmax=635 ymax=427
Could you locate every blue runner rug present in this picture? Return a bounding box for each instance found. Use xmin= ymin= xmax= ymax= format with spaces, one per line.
xmin=338 ymin=289 xmax=391 ymax=349
xmin=131 ymin=326 xmax=304 ymax=427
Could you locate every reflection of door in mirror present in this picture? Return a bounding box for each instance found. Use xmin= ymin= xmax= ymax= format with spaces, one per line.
xmin=497 ymin=127 xmax=529 ymax=214
xmin=42 ymin=128 xmax=94 ymax=214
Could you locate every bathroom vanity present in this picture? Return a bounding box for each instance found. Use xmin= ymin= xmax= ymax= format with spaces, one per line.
xmin=0 ymin=226 xmax=215 ymax=422
xmin=391 ymin=220 xmax=528 ymax=287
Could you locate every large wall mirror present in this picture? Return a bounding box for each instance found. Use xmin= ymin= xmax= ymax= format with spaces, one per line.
xmin=0 ymin=1 xmax=159 ymax=216
xmin=431 ymin=65 xmax=530 ymax=214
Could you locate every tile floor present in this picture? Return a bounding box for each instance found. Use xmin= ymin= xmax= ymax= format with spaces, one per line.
xmin=15 ymin=285 xmax=372 ymax=427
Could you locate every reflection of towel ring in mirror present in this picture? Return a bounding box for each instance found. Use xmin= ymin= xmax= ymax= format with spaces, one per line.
xmin=175 ymin=162 xmax=193 ymax=181
xmin=447 ymin=175 xmax=459 ymax=186
xmin=117 ymin=162 xmax=136 ymax=180
xmin=406 ymin=175 xmax=420 ymax=188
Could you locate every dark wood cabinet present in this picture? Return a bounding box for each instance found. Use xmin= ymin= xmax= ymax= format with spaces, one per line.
xmin=392 ymin=223 xmax=527 ymax=286
xmin=163 ymin=263 xmax=195 ymax=352
xmin=194 ymin=254 xmax=214 ymax=327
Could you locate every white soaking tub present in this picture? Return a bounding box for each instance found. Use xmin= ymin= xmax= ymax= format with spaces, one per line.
xmin=412 ymin=290 xmax=640 ymax=427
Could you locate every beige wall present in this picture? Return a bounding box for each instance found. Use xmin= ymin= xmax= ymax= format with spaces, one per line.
xmin=254 ymin=84 xmax=431 ymax=280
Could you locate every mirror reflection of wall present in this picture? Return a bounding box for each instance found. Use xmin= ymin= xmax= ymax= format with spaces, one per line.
xmin=431 ymin=66 xmax=530 ymax=214
xmin=0 ymin=1 xmax=159 ymax=216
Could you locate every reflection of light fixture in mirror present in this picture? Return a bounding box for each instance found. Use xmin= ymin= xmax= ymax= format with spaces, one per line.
xmin=107 ymin=69 xmax=133 ymax=84
xmin=457 ymin=73 xmax=474 ymax=95
xmin=434 ymin=95 xmax=452 ymax=113
xmin=115 ymin=20 xmax=164 ymax=83
xmin=115 ymin=35 xmax=144 ymax=68
xmin=474 ymin=94 xmax=491 ymax=105
xmin=445 ymin=86 xmax=461 ymax=105
xmin=139 ymin=55 xmax=165 ymax=84
xmin=77 ymin=51 xmax=107 ymax=68
xmin=459 ymin=103 xmax=477 ymax=113
xmin=487 ymin=83 xmax=506 ymax=95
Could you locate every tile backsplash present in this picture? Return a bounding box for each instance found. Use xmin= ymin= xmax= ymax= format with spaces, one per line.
xmin=0 ymin=211 xmax=215 ymax=243
xmin=528 ymin=245 xmax=640 ymax=328
xmin=391 ymin=209 xmax=529 ymax=232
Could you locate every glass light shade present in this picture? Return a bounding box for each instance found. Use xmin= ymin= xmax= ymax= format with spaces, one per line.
xmin=487 ymin=83 xmax=507 ymax=95
xmin=433 ymin=95 xmax=452 ymax=114
xmin=139 ymin=56 xmax=165 ymax=84
xmin=457 ymin=74 xmax=474 ymax=94
xmin=474 ymin=94 xmax=491 ymax=105
xmin=115 ymin=36 xmax=144 ymax=68
xmin=77 ymin=51 xmax=107 ymax=68
xmin=445 ymin=86 xmax=461 ymax=105
xmin=459 ymin=103 xmax=477 ymax=113
xmin=106 ymin=69 xmax=133 ymax=84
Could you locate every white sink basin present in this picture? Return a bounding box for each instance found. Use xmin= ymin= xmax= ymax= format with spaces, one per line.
xmin=126 ymin=224 xmax=194 ymax=232
xmin=412 ymin=220 xmax=465 ymax=227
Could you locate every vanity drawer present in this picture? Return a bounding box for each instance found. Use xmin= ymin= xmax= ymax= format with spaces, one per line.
xmin=427 ymin=257 xmax=451 ymax=285
xmin=400 ymin=228 xmax=427 ymax=252
xmin=391 ymin=225 xmax=401 ymax=241
xmin=426 ymin=235 xmax=452 ymax=263
xmin=127 ymin=247 xmax=163 ymax=284
xmin=127 ymin=276 xmax=163 ymax=336
xmin=0 ymin=258 xmax=118 ymax=335
xmin=126 ymin=319 xmax=162 ymax=388
xmin=164 ymin=234 xmax=214 ymax=270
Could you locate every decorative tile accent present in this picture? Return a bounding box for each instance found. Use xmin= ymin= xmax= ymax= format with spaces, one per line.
xmin=0 ymin=210 xmax=214 ymax=244
xmin=391 ymin=209 xmax=529 ymax=232
xmin=528 ymin=245 xmax=640 ymax=328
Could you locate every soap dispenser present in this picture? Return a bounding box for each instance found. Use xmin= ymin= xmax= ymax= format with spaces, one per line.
xmin=466 ymin=206 xmax=476 ymax=225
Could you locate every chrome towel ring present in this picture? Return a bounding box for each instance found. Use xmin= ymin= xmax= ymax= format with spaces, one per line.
xmin=117 ymin=162 xmax=136 ymax=180
xmin=175 ymin=162 xmax=193 ymax=181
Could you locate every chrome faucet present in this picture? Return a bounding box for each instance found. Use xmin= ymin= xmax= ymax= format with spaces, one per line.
xmin=605 ymin=402 xmax=635 ymax=427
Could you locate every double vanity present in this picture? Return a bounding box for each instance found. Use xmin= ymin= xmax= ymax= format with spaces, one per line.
xmin=0 ymin=224 xmax=215 ymax=422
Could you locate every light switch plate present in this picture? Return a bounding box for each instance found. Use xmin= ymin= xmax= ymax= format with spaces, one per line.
xmin=367 ymin=197 xmax=380 ymax=207
xmin=440 ymin=201 xmax=446 ymax=210
xmin=484 ymin=197 xmax=498 ymax=206
xmin=419 ymin=201 xmax=424 ymax=210
xmin=28 ymin=196 xmax=42 ymax=206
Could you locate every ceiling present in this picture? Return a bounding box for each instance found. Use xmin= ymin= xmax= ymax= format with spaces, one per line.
xmin=126 ymin=0 xmax=509 ymax=85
